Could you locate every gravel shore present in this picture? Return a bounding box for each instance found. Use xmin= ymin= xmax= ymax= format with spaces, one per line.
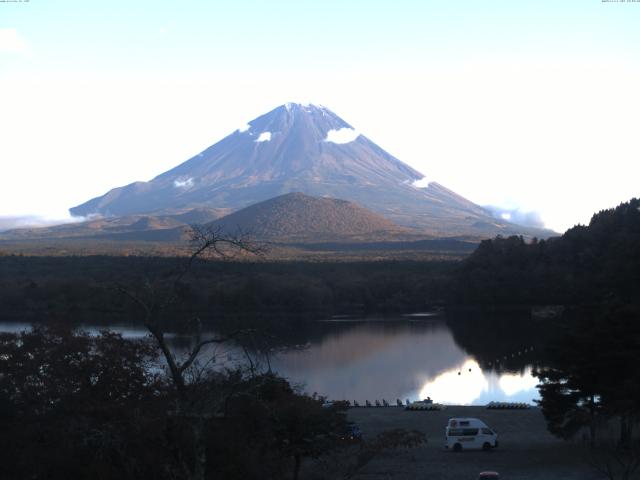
xmin=345 ymin=406 xmax=603 ymax=480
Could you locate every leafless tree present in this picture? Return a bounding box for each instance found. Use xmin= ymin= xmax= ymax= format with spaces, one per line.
xmin=117 ymin=224 xmax=263 ymax=480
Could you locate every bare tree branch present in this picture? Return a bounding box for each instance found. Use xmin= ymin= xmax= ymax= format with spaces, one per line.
xmin=113 ymin=223 xmax=263 ymax=480
xmin=178 ymin=336 xmax=231 ymax=374
xmin=157 ymin=224 xmax=264 ymax=312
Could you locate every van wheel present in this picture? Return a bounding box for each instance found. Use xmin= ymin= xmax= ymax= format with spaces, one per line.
xmin=482 ymin=442 xmax=492 ymax=451
xmin=453 ymin=443 xmax=462 ymax=452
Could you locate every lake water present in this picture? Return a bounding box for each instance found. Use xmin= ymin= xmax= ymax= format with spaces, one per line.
xmin=0 ymin=316 xmax=540 ymax=405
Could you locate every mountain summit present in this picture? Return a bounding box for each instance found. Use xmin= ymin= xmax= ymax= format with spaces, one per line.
xmin=70 ymin=103 xmax=548 ymax=236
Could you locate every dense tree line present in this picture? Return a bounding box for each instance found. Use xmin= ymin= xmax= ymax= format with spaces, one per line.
xmin=0 ymin=257 xmax=454 ymax=326
xmin=452 ymin=198 xmax=640 ymax=307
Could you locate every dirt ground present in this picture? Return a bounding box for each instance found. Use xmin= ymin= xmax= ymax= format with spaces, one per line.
xmin=342 ymin=406 xmax=605 ymax=480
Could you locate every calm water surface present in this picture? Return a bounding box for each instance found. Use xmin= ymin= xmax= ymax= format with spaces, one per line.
xmin=0 ymin=317 xmax=540 ymax=405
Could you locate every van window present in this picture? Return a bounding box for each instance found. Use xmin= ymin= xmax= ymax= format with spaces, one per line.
xmin=459 ymin=421 xmax=470 ymax=426
xmin=448 ymin=428 xmax=478 ymax=436
xmin=481 ymin=428 xmax=494 ymax=435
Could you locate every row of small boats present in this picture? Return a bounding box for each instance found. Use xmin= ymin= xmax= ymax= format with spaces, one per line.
xmin=347 ymin=398 xmax=445 ymax=410
xmin=486 ymin=401 xmax=531 ymax=409
xmin=350 ymin=399 xmax=405 ymax=407
xmin=326 ymin=399 xmax=531 ymax=409
xmin=405 ymin=402 xmax=446 ymax=411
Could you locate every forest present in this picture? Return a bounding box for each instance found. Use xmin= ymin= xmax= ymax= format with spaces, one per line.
xmin=0 ymin=255 xmax=454 ymax=327
xmin=452 ymin=198 xmax=640 ymax=307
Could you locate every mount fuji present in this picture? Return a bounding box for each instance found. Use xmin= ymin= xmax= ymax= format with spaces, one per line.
xmin=70 ymin=103 xmax=550 ymax=237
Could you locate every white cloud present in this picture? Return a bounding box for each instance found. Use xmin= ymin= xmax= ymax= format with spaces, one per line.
xmin=173 ymin=177 xmax=194 ymax=189
xmin=0 ymin=213 xmax=86 ymax=232
xmin=0 ymin=28 xmax=29 ymax=54
xmin=238 ymin=123 xmax=251 ymax=133
xmin=0 ymin=216 xmax=49 ymax=231
xmin=485 ymin=205 xmax=547 ymax=229
xmin=325 ymin=127 xmax=359 ymax=144
xmin=255 ymin=131 xmax=271 ymax=142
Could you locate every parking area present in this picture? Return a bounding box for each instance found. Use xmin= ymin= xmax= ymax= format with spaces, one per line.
xmin=345 ymin=406 xmax=603 ymax=480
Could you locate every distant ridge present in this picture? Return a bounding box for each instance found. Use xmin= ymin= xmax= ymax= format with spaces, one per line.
xmin=0 ymin=208 xmax=225 ymax=241
xmin=69 ymin=103 xmax=553 ymax=238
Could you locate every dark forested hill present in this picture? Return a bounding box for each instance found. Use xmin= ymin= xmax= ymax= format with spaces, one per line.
xmin=452 ymin=198 xmax=640 ymax=306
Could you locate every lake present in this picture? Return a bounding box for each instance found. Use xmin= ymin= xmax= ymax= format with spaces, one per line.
xmin=0 ymin=315 xmax=541 ymax=405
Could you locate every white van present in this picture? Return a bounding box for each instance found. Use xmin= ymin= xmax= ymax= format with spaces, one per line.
xmin=444 ymin=417 xmax=498 ymax=452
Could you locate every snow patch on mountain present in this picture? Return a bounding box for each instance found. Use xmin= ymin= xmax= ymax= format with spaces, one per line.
xmin=325 ymin=127 xmax=359 ymax=144
xmin=285 ymin=102 xmax=326 ymax=112
xmin=174 ymin=177 xmax=194 ymax=189
xmin=411 ymin=177 xmax=432 ymax=189
xmin=255 ymin=132 xmax=271 ymax=142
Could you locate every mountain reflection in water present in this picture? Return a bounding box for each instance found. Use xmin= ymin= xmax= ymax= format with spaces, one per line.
xmin=267 ymin=320 xmax=540 ymax=405
xmin=418 ymin=359 xmax=538 ymax=405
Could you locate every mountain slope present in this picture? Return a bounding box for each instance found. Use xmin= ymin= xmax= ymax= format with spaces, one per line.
xmin=70 ymin=103 xmax=551 ymax=237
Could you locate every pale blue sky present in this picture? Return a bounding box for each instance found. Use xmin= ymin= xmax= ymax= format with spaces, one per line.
xmin=2 ymin=0 xmax=640 ymax=231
